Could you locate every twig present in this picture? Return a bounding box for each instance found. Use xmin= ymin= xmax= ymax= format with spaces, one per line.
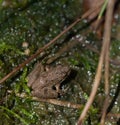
xmin=100 ymin=1 xmax=115 ymax=124
xmin=46 ymin=40 xmax=78 ymax=64
xmin=0 ymin=18 xmax=81 ymax=84
xmin=0 ymin=3 xmax=107 ymax=84
xmin=7 ymin=91 xmax=120 ymax=118
xmin=77 ymin=33 xmax=105 ymax=125
xmin=81 ymin=1 xmax=104 ymax=20
xmin=77 ymin=0 xmax=115 ymax=124
xmin=15 ymin=92 xmax=82 ymax=109
xmin=33 ymin=97 xmax=82 ymax=109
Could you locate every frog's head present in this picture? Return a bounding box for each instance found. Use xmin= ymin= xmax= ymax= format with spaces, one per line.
xmin=55 ymin=65 xmax=71 ymax=77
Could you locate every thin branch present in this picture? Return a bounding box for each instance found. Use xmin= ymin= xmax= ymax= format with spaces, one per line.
xmin=12 ymin=91 xmax=120 ymax=118
xmin=0 ymin=18 xmax=81 ymax=84
xmin=100 ymin=0 xmax=116 ymax=124
xmin=81 ymin=1 xmax=104 ymax=20
xmin=0 ymin=3 xmax=106 ymax=84
xmin=77 ymin=36 xmax=105 ymax=125
xmin=15 ymin=92 xmax=82 ymax=109
xmin=77 ymin=0 xmax=115 ymax=124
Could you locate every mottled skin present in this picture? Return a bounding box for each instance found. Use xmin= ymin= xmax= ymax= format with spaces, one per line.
xmin=27 ymin=63 xmax=71 ymax=98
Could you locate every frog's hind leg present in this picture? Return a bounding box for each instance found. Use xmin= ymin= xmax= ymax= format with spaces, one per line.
xmin=32 ymin=87 xmax=58 ymax=99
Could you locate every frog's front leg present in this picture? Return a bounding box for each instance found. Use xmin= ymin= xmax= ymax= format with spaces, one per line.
xmin=55 ymin=83 xmax=69 ymax=96
xmin=32 ymin=87 xmax=58 ymax=99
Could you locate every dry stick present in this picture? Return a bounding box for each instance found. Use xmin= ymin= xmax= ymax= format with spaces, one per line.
xmin=15 ymin=92 xmax=120 ymax=118
xmin=0 ymin=18 xmax=81 ymax=84
xmin=77 ymin=2 xmax=114 ymax=125
xmin=33 ymin=97 xmax=82 ymax=109
xmin=73 ymin=37 xmax=120 ymax=66
xmin=14 ymin=92 xmax=82 ymax=109
xmin=78 ymin=39 xmax=106 ymax=125
xmin=81 ymin=1 xmax=104 ymax=20
xmin=0 ymin=3 xmax=105 ymax=85
xmin=100 ymin=0 xmax=116 ymax=125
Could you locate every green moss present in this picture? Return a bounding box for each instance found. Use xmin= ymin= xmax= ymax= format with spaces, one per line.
xmin=0 ymin=0 xmax=120 ymax=124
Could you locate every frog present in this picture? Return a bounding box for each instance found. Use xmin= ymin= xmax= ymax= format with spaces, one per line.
xmin=27 ymin=63 xmax=71 ymax=99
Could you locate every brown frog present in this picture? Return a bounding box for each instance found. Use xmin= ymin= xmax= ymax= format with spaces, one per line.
xmin=27 ymin=63 xmax=71 ymax=98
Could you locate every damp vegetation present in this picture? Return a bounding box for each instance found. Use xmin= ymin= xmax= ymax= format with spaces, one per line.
xmin=0 ymin=0 xmax=120 ymax=125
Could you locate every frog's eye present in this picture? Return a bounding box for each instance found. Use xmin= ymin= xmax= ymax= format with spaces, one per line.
xmin=52 ymin=85 xmax=56 ymax=90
